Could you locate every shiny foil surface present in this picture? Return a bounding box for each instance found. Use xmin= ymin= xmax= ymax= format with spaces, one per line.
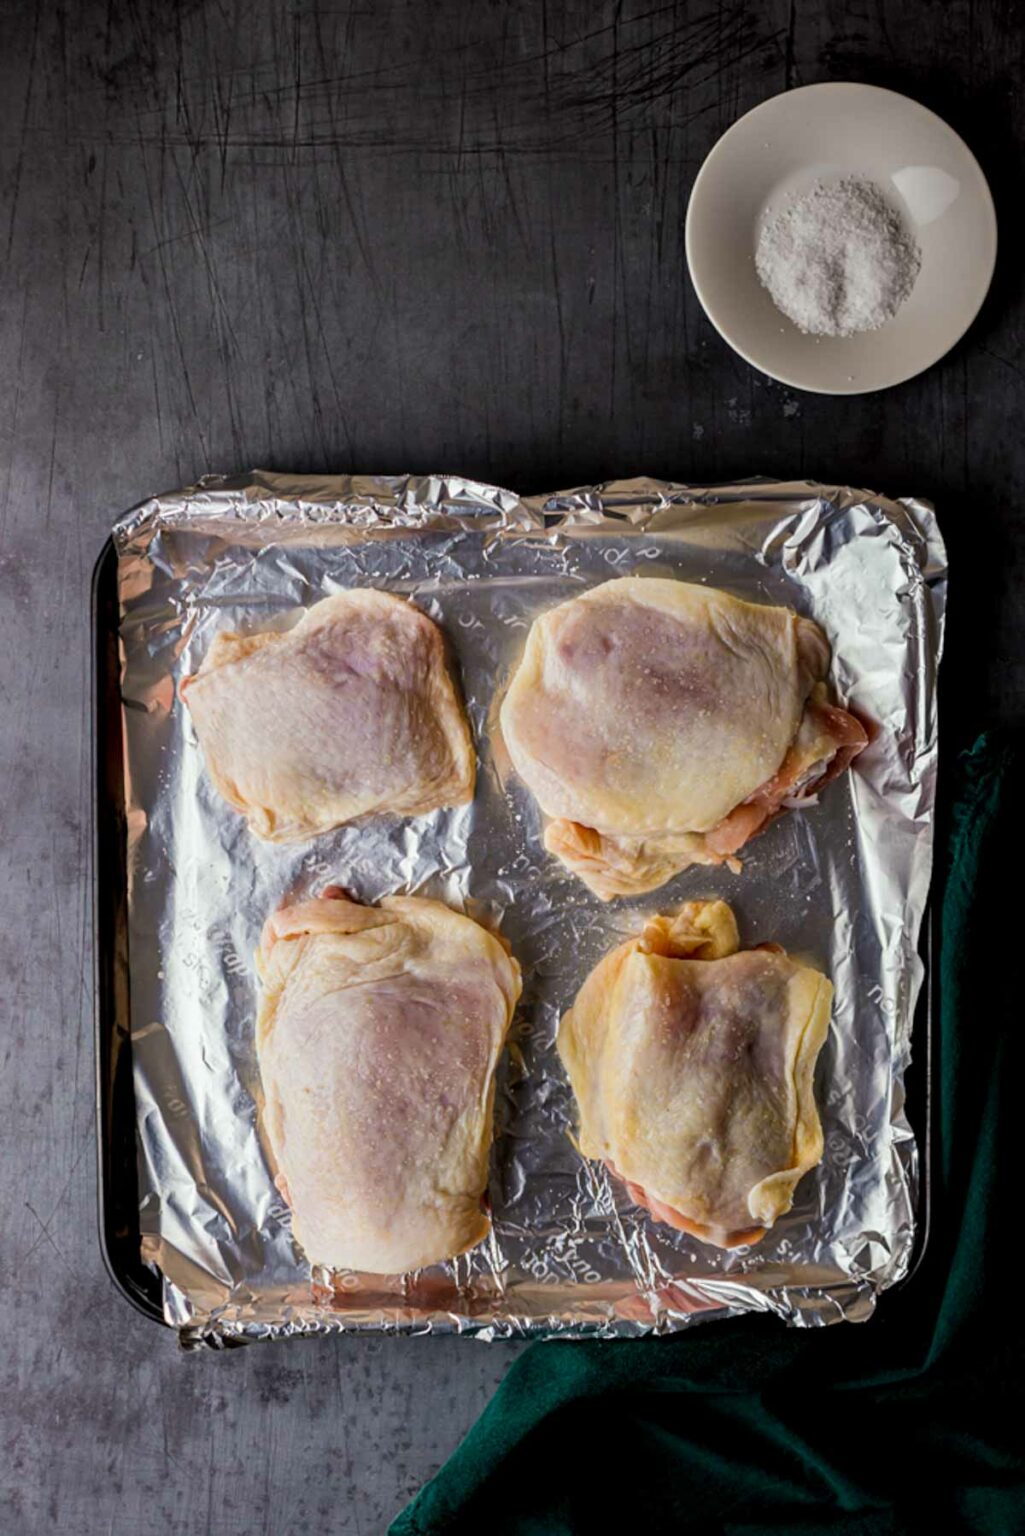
xmin=111 ymin=473 xmax=946 ymax=1346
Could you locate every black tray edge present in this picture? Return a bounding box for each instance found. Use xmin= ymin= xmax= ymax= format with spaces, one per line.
xmin=92 ymin=537 xmax=166 ymax=1326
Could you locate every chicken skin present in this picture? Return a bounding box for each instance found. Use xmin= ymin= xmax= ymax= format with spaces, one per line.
xmin=500 ymin=578 xmax=866 ymax=898
xmin=558 ymin=900 xmax=832 ymax=1248
xmin=181 ymin=590 xmax=474 ymax=842
xmin=256 ymin=889 xmax=521 ymax=1274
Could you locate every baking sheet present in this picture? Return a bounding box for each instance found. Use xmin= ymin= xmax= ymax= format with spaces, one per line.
xmin=111 ymin=473 xmax=946 ymax=1344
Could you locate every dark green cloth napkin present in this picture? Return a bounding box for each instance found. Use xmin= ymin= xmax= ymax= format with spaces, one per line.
xmin=393 ymin=734 xmax=1023 ymax=1536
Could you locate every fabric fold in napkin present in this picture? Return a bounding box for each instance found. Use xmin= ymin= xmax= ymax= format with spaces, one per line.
xmin=393 ymin=733 xmax=1023 ymax=1535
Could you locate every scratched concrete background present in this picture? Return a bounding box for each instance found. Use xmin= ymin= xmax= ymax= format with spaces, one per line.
xmin=1 ymin=2 xmax=1023 ymax=1532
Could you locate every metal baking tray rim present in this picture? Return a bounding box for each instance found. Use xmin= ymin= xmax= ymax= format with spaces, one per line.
xmin=92 ymin=506 xmax=937 ymax=1340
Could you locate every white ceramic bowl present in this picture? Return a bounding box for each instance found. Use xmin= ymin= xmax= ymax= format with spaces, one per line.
xmin=685 ymin=82 xmax=997 ymax=395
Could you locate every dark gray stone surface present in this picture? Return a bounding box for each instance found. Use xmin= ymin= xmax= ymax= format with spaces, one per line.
xmin=1 ymin=2 xmax=1022 ymax=1531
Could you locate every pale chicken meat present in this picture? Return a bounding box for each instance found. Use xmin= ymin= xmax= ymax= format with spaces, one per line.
xmin=499 ymin=577 xmax=867 ymax=898
xmin=558 ymin=900 xmax=832 ymax=1249
xmin=255 ymin=889 xmax=521 ymax=1274
xmin=180 ymin=590 xmax=475 ymax=842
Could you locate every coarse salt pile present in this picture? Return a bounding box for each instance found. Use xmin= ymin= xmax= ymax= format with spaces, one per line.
xmin=755 ymin=176 xmax=921 ymax=337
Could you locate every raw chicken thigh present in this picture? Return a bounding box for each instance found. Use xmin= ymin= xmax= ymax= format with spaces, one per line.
xmin=499 ymin=577 xmax=866 ymax=898
xmin=558 ymin=900 xmax=832 ymax=1249
xmin=255 ymin=889 xmax=521 ymax=1274
xmin=180 ymin=590 xmax=475 ymax=842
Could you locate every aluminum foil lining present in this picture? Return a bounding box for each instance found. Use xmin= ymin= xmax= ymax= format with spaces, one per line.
xmin=112 ymin=473 xmax=946 ymax=1347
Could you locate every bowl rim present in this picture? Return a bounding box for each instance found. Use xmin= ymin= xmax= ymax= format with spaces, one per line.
xmin=684 ymin=81 xmax=998 ymax=396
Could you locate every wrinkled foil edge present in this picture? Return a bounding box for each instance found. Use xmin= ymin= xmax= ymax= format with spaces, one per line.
xmin=111 ymin=473 xmax=946 ymax=1348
